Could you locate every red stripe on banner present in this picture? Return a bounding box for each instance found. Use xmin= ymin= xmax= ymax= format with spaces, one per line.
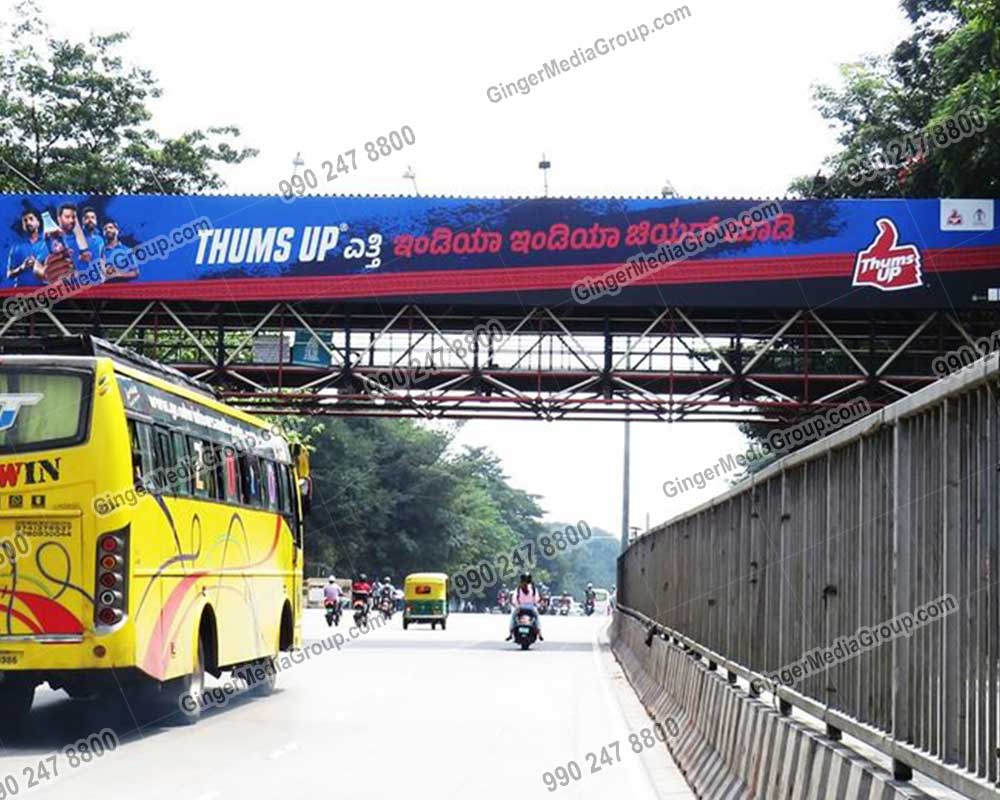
xmin=0 ymin=246 xmax=996 ymax=303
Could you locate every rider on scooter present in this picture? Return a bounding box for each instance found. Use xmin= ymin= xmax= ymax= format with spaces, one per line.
xmin=506 ymin=572 xmax=543 ymax=641
xmin=352 ymin=572 xmax=373 ymax=610
xmin=324 ymin=576 xmax=343 ymax=606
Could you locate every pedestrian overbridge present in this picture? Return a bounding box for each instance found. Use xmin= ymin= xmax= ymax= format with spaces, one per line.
xmin=614 ymin=353 xmax=1000 ymax=799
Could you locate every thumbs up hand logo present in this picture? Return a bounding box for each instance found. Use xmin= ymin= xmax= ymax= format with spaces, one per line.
xmin=852 ymin=218 xmax=923 ymax=291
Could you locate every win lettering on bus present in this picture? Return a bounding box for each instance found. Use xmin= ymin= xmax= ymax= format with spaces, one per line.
xmin=0 ymin=457 xmax=61 ymax=487
xmin=0 ymin=336 xmax=311 ymax=727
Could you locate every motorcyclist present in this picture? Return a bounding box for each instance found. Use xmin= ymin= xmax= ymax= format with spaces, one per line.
xmin=584 ymin=583 xmax=596 ymax=603
xmin=351 ymin=572 xmax=373 ymax=610
xmin=323 ymin=576 xmax=343 ymax=606
xmin=506 ymin=572 xmax=543 ymax=641
xmin=377 ymin=576 xmax=395 ymax=613
xmin=497 ymin=584 xmax=509 ymax=612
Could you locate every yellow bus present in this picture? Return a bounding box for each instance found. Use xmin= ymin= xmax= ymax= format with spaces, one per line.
xmin=0 ymin=336 xmax=305 ymax=726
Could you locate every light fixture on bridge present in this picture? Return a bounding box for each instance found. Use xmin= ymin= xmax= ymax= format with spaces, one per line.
xmin=538 ymin=154 xmax=551 ymax=197
xmin=403 ymin=166 xmax=420 ymax=196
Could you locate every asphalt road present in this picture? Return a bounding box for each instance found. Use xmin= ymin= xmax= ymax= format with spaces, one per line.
xmin=0 ymin=610 xmax=693 ymax=799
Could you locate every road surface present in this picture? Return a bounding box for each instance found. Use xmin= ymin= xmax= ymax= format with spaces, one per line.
xmin=0 ymin=611 xmax=693 ymax=799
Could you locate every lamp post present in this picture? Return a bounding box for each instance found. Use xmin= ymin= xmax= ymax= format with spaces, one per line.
xmin=403 ymin=165 xmax=419 ymax=196
xmin=538 ymin=154 xmax=551 ymax=197
xmin=621 ymin=418 xmax=630 ymax=552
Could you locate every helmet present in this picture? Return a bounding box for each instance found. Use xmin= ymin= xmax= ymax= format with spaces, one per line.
xmin=328 ymin=576 xmax=336 ymax=583
xmin=519 ymin=572 xmax=532 ymax=583
xmin=587 ymin=582 xmax=593 ymax=589
xmin=383 ymin=576 xmax=391 ymax=583
xmin=359 ymin=573 xmax=367 ymax=582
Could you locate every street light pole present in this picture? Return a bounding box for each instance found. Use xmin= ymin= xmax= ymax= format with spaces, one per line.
xmin=621 ymin=418 xmax=630 ymax=552
xmin=403 ymin=165 xmax=419 ymax=196
xmin=538 ymin=153 xmax=551 ymax=197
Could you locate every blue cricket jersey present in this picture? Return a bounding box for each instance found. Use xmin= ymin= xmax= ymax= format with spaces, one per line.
xmin=5 ymin=237 xmax=48 ymax=287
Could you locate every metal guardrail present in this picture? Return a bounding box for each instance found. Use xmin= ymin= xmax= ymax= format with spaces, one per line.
xmin=618 ymin=353 xmax=1000 ymax=799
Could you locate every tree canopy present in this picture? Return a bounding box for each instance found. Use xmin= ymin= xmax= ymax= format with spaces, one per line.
xmin=290 ymin=417 xmax=616 ymax=595
xmin=0 ymin=1 xmax=256 ymax=193
xmin=790 ymin=0 xmax=999 ymax=198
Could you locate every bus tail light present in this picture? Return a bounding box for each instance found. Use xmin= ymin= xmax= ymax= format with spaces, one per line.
xmin=95 ymin=528 xmax=129 ymax=630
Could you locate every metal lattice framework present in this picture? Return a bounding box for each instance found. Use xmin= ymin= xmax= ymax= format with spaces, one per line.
xmin=1 ymin=298 xmax=998 ymax=421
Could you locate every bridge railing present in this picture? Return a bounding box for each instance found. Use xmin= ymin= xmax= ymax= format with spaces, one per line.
xmin=619 ymin=353 xmax=1000 ymax=799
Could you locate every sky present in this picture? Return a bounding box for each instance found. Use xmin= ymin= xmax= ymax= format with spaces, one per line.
xmin=35 ymin=0 xmax=916 ymax=534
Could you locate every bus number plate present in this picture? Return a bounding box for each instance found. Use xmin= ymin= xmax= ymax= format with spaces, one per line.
xmin=0 ymin=651 xmax=22 ymax=665
xmin=15 ymin=520 xmax=71 ymax=538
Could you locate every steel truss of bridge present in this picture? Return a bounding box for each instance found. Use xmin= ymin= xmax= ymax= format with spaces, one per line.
xmin=2 ymin=299 xmax=998 ymax=422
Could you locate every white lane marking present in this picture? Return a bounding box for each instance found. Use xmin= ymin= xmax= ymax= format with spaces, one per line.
xmin=267 ymin=741 xmax=300 ymax=759
xmin=590 ymin=620 xmax=667 ymax=800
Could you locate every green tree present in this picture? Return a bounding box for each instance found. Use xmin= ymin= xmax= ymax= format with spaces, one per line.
xmin=300 ymin=418 xmax=548 ymax=593
xmin=0 ymin=1 xmax=256 ymax=193
xmin=790 ymin=0 xmax=999 ymax=198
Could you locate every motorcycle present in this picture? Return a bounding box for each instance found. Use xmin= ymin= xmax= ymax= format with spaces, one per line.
xmin=378 ymin=595 xmax=394 ymax=620
xmin=325 ymin=598 xmax=342 ymax=627
xmin=559 ymin=598 xmax=571 ymax=616
xmin=584 ymin=598 xmax=595 ymax=616
xmin=353 ymin=596 xmax=370 ymax=627
xmin=511 ymin=605 xmax=540 ymax=650
xmin=538 ymin=595 xmax=550 ymax=615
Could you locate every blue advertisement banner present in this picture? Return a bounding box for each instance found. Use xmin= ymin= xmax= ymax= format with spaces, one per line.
xmin=0 ymin=194 xmax=997 ymax=309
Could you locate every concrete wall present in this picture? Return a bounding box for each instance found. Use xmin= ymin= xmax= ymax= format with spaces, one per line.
xmin=611 ymin=613 xmax=933 ymax=800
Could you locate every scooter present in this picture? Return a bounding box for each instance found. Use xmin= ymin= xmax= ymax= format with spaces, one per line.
xmin=511 ymin=605 xmax=540 ymax=650
xmin=353 ymin=596 xmax=370 ymax=627
xmin=324 ymin=599 xmax=342 ymax=627
xmin=378 ymin=595 xmax=394 ymax=620
xmin=584 ymin=598 xmax=595 ymax=616
xmin=559 ymin=598 xmax=571 ymax=616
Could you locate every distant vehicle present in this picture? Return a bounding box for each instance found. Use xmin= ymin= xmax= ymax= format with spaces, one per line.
xmin=353 ymin=598 xmax=369 ymax=627
xmin=591 ymin=588 xmax=611 ymax=615
xmin=558 ymin=595 xmax=572 ymax=616
xmin=402 ymin=572 xmax=449 ymax=630
xmin=324 ymin=599 xmax=341 ymax=627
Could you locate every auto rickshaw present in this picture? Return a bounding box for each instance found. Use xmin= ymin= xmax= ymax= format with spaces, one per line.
xmin=403 ymin=572 xmax=449 ymax=630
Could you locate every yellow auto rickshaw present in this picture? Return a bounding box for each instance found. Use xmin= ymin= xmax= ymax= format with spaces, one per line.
xmin=403 ymin=573 xmax=449 ymax=630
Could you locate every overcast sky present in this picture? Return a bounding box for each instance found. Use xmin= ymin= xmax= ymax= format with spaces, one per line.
xmin=39 ymin=0 xmax=915 ymax=534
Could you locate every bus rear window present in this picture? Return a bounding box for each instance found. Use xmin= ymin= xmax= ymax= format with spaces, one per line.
xmin=0 ymin=369 xmax=90 ymax=454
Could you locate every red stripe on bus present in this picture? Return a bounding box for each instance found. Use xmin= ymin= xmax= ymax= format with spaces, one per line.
xmin=0 ymin=589 xmax=82 ymax=635
xmin=142 ymin=571 xmax=208 ymax=678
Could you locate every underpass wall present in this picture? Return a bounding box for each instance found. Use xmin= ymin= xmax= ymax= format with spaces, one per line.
xmin=610 ymin=612 xmax=932 ymax=800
